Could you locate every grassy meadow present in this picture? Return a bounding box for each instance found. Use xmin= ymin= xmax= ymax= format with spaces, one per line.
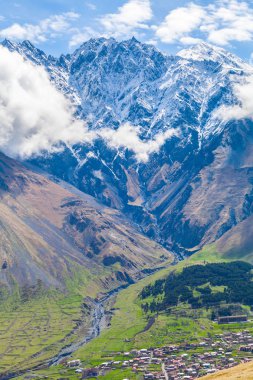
xmin=0 ymin=293 xmax=83 ymax=373
xmin=7 ymin=244 xmax=253 ymax=379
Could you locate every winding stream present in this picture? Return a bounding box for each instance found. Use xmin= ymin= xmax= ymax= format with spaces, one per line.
xmin=49 ymin=267 xmax=167 ymax=366
xmin=49 ymin=285 xmax=127 ymax=366
xmin=0 ymin=288 xmax=125 ymax=380
xmin=0 ymin=267 xmax=167 ymax=380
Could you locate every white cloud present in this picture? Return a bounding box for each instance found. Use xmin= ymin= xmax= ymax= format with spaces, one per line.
xmin=0 ymin=46 xmax=93 ymax=158
xmin=99 ymin=0 xmax=152 ymax=38
xmin=216 ymin=76 xmax=253 ymax=121
xmin=70 ymin=0 xmax=152 ymax=47
xmin=155 ymin=0 xmax=253 ymax=47
xmin=69 ymin=27 xmax=98 ymax=48
xmin=0 ymin=47 xmax=176 ymax=162
xmin=179 ymin=36 xmax=203 ymax=45
xmin=98 ymin=122 xmax=177 ymax=163
xmin=0 ymin=12 xmax=79 ymax=43
xmin=155 ymin=3 xmax=205 ymax=44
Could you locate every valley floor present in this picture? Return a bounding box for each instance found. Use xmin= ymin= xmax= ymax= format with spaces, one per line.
xmin=9 ymin=246 xmax=253 ymax=380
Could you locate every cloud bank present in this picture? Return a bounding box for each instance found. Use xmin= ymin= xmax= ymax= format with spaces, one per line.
xmin=99 ymin=0 xmax=152 ymax=38
xmin=0 ymin=46 xmax=176 ymax=163
xmin=3 ymin=0 xmax=253 ymax=52
xmin=69 ymin=0 xmax=253 ymax=49
xmin=216 ymin=76 xmax=253 ymax=121
xmin=70 ymin=0 xmax=152 ymax=47
xmin=155 ymin=0 xmax=253 ymax=47
xmin=0 ymin=12 xmax=79 ymax=43
xmin=155 ymin=3 xmax=205 ymax=45
xmin=98 ymin=123 xmax=177 ymax=163
xmin=0 ymin=46 xmax=93 ymax=158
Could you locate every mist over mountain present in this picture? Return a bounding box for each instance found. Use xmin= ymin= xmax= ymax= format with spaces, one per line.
xmin=2 ymin=36 xmax=253 ymax=258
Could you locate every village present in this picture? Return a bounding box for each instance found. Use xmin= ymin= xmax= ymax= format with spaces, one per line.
xmin=64 ymin=329 xmax=253 ymax=379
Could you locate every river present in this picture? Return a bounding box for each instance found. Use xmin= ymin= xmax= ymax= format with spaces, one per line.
xmin=0 ymin=267 xmax=167 ymax=379
xmin=49 ymin=285 xmax=128 ymax=366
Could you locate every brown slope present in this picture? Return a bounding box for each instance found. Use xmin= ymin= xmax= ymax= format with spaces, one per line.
xmin=146 ymin=120 xmax=253 ymax=255
xmin=200 ymin=360 xmax=253 ymax=379
xmin=0 ymin=153 xmax=172 ymax=290
xmin=215 ymin=214 xmax=253 ymax=263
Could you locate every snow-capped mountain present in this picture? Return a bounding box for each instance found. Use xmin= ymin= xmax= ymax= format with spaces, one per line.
xmin=5 ymin=37 xmax=251 ymax=138
xmin=2 ymin=39 xmax=81 ymax=106
xmin=2 ymin=37 xmax=253 ymax=257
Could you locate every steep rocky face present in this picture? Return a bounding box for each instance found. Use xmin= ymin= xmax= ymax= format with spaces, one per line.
xmin=2 ymin=37 xmax=253 ymax=257
xmin=69 ymin=37 xmax=170 ymax=132
xmin=151 ymin=119 xmax=253 ymax=254
xmin=0 ymin=153 xmax=172 ymax=290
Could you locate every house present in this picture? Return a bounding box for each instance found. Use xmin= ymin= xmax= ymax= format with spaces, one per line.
xmin=218 ymin=315 xmax=248 ymax=324
xmin=144 ymin=373 xmax=155 ymax=379
xmin=82 ymin=367 xmax=99 ymax=378
xmin=67 ymin=359 xmax=81 ymax=367
xmin=240 ymin=345 xmax=252 ymax=352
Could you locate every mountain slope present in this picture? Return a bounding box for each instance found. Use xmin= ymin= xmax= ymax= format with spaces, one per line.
xmin=200 ymin=360 xmax=253 ymax=379
xmin=0 ymin=152 xmax=172 ymax=291
xmin=2 ymin=38 xmax=253 ymax=258
xmin=213 ymin=214 xmax=253 ymax=264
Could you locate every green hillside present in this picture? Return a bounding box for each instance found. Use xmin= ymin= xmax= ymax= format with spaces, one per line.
xmin=0 ymin=267 xmax=98 ymax=375
xmin=72 ymin=250 xmax=253 ymax=362
xmin=15 ymin=245 xmax=253 ymax=379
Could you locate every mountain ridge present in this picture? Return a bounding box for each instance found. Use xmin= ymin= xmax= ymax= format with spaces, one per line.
xmin=2 ymin=37 xmax=253 ymax=258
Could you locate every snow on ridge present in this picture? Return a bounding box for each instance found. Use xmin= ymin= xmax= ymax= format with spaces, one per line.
xmin=176 ymin=41 xmax=251 ymax=70
xmin=1 ymin=37 xmax=253 ymax=158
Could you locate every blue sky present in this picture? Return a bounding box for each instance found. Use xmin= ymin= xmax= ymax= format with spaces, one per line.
xmin=1 ymin=0 xmax=253 ymax=61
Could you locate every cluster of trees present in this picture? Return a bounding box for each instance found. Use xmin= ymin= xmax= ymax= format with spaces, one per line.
xmin=20 ymin=279 xmax=45 ymax=302
xmin=140 ymin=261 xmax=253 ymax=313
xmin=211 ymin=304 xmax=245 ymax=320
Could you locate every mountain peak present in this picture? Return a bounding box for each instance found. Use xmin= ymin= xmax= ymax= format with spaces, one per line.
xmin=177 ymin=41 xmax=226 ymax=60
xmin=79 ymin=36 xmax=115 ymax=48
xmin=129 ymin=36 xmax=140 ymax=44
xmin=1 ymin=39 xmax=18 ymax=51
xmin=21 ymin=40 xmax=36 ymax=50
xmin=176 ymin=41 xmax=248 ymax=69
xmin=72 ymin=37 xmax=116 ymax=57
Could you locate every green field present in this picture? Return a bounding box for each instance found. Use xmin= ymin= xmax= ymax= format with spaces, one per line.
xmin=0 ymin=293 xmax=84 ymax=374
xmin=15 ymin=367 xmax=142 ymax=380
xmin=67 ymin=247 xmax=253 ymax=370
xmin=0 ymin=257 xmax=126 ymax=377
xmin=0 ymin=263 xmax=108 ymax=376
xmin=8 ymin=245 xmax=253 ymax=379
